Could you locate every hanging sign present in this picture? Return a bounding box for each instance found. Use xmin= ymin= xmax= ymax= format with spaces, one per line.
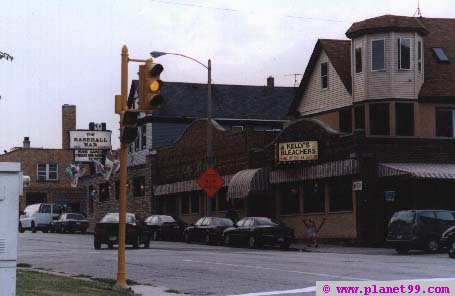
xmin=278 ymin=141 xmax=318 ymax=162
xmin=69 ymin=130 xmax=112 ymax=150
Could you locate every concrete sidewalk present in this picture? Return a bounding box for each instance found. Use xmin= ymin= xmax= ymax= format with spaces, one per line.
xmin=291 ymin=242 xmax=396 ymax=255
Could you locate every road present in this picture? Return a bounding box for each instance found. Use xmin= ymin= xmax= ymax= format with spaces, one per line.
xmin=18 ymin=233 xmax=455 ymax=296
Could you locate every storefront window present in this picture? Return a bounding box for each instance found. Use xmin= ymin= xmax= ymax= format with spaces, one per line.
xmin=329 ymin=177 xmax=353 ymax=212
xmin=191 ymin=192 xmax=199 ymax=214
xmin=303 ymin=181 xmax=325 ymax=213
xmin=280 ymin=184 xmax=300 ymax=215
xmin=181 ymin=194 xmax=190 ymax=214
xmin=369 ymin=103 xmax=390 ymax=135
xmin=133 ymin=176 xmax=145 ymax=197
xmin=217 ymin=188 xmax=228 ymax=211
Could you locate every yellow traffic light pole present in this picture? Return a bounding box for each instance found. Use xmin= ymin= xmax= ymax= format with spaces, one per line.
xmin=115 ymin=45 xmax=153 ymax=290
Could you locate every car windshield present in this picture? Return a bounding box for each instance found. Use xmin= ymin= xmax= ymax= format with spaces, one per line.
xmin=390 ymin=211 xmax=416 ymax=224
xmin=100 ymin=213 xmax=135 ymax=224
xmin=160 ymin=216 xmax=176 ymax=222
xmin=66 ymin=214 xmax=84 ymax=220
xmin=254 ymin=217 xmax=279 ymax=226
xmin=212 ymin=218 xmax=233 ymax=226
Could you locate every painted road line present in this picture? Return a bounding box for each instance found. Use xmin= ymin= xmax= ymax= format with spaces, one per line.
xmin=183 ymin=259 xmax=370 ymax=280
xmin=226 ymin=286 xmax=316 ymax=296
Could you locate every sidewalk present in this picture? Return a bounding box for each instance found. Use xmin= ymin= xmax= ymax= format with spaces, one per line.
xmin=291 ymin=242 xmax=396 ymax=255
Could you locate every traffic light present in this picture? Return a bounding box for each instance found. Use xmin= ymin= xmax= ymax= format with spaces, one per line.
xmin=138 ymin=61 xmax=164 ymax=111
xmin=120 ymin=111 xmax=138 ymax=144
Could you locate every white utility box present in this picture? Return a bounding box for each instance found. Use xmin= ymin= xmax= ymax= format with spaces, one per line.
xmin=0 ymin=163 xmax=22 ymax=296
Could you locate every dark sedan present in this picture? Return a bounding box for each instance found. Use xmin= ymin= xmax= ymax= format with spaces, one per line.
xmin=440 ymin=225 xmax=455 ymax=258
xmin=145 ymin=215 xmax=186 ymax=241
xmin=51 ymin=213 xmax=89 ymax=233
xmin=93 ymin=213 xmax=150 ymax=249
xmin=223 ymin=217 xmax=294 ymax=249
xmin=184 ymin=217 xmax=233 ymax=245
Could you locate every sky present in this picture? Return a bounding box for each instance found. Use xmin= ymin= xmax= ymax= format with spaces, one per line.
xmin=0 ymin=0 xmax=454 ymax=152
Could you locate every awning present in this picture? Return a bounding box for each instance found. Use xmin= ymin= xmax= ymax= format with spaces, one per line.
xmin=269 ymin=159 xmax=358 ymax=184
xmin=377 ymin=163 xmax=455 ymax=179
xmin=154 ymin=175 xmax=233 ymax=196
xmin=227 ymin=168 xmax=271 ymax=199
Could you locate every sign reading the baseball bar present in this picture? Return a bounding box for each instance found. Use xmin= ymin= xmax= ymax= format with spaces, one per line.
xmin=74 ymin=149 xmax=104 ymax=162
xmin=278 ymin=141 xmax=318 ymax=162
xmin=69 ymin=130 xmax=112 ymax=150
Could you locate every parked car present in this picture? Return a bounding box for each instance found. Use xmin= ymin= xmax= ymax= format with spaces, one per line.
xmin=145 ymin=215 xmax=187 ymax=241
xmin=51 ymin=213 xmax=89 ymax=233
xmin=184 ymin=217 xmax=233 ymax=245
xmin=440 ymin=225 xmax=455 ymax=258
xmin=386 ymin=210 xmax=455 ymax=254
xmin=19 ymin=203 xmax=61 ymax=233
xmin=223 ymin=217 xmax=294 ymax=249
xmin=93 ymin=213 xmax=150 ymax=249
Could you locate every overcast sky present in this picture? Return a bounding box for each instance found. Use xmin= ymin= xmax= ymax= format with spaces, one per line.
xmin=0 ymin=0 xmax=453 ymax=152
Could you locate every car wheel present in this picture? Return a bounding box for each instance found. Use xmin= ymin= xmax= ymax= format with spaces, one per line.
xmin=224 ymin=234 xmax=232 ymax=247
xmin=248 ymin=236 xmax=257 ymax=249
xmin=133 ymin=235 xmax=140 ymax=249
xmin=426 ymin=238 xmax=439 ymax=253
xmin=184 ymin=233 xmax=191 ymax=244
xmin=31 ymin=222 xmax=37 ymax=233
xmin=448 ymin=241 xmax=455 ymax=259
xmin=18 ymin=223 xmax=25 ymax=233
xmin=94 ymin=239 xmax=101 ymax=250
xmin=144 ymin=237 xmax=150 ymax=248
xmin=205 ymin=233 xmax=211 ymax=245
xmin=42 ymin=227 xmax=49 ymax=233
xmin=396 ymin=247 xmax=409 ymax=254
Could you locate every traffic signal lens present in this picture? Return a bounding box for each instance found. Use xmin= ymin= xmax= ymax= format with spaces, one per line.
xmin=149 ymin=80 xmax=162 ymax=92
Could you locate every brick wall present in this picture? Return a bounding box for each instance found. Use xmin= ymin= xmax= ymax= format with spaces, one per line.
xmin=62 ymin=104 xmax=76 ymax=150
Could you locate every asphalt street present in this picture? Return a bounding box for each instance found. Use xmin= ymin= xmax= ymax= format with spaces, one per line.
xmin=18 ymin=233 xmax=455 ymax=296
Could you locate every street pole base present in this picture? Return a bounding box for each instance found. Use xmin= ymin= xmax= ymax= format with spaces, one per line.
xmin=113 ymin=281 xmax=130 ymax=293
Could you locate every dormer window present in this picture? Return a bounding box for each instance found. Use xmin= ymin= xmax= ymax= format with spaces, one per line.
xmin=432 ymin=47 xmax=449 ymax=63
xmin=398 ymin=38 xmax=411 ymax=70
xmin=371 ymin=39 xmax=385 ymax=71
xmin=321 ymin=62 xmax=328 ymax=89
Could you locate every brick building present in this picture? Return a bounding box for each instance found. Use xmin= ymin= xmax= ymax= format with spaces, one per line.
xmin=0 ymin=105 xmax=86 ymax=212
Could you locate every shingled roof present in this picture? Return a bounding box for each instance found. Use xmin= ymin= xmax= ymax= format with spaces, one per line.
xmin=346 ymin=14 xmax=429 ymax=38
xmin=128 ymin=80 xmax=294 ymax=120
xmin=288 ymin=39 xmax=351 ymax=117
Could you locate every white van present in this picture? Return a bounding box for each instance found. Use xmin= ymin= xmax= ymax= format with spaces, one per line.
xmin=19 ymin=203 xmax=61 ymax=233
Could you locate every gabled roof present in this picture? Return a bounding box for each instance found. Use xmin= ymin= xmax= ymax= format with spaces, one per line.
xmin=288 ymin=39 xmax=351 ymax=117
xmin=346 ymin=14 xmax=429 ymax=38
xmin=418 ymin=17 xmax=455 ymax=100
xmin=128 ymin=80 xmax=294 ymax=121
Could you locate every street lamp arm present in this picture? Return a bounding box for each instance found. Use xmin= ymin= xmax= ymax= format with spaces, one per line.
xmin=152 ymin=51 xmax=208 ymax=69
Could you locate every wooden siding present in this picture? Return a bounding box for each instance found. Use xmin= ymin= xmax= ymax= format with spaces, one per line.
xmin=366 ymin=33 xmax=392 ymax=99
xmin=297 ymin=50 xmax=352 ymax=116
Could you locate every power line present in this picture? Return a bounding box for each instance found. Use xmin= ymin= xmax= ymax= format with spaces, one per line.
xmin=149 ymin=0 xmax=348 ymax=23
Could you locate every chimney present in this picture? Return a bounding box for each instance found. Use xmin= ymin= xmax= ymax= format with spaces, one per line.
xmin=62 ymin=104 xmax=76 ymax=150
xmin=23 ymin=137 xmax=30 ymax=149
xmin=267 ymin=76 xmax=274 ymax=90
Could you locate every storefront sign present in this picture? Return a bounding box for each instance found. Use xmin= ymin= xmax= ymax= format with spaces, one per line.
xmin=384 ymin=191 xmax=397 ymax=202
xmin=352 ymin=181 xmax=363 ymax=191
xmin=278 ymin=141 xmax=318 ymax=162
xmin=74 ymin=149 xmax=104 ymax=162
xmin=69 ymin=130 xmax=112 ymax=149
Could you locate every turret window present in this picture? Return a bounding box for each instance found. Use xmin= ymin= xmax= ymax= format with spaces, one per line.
xmin=371 ymin=39 xmax=385 ymax=71
xmin=355 ymin=47 xmax=362 ymax=73
xmin=398 ymin=38 xmax=411 ymax=70
xmin=418 ymin=41 xmax=423 ymax=72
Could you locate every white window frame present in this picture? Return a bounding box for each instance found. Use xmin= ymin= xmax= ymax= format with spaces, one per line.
xmin=371 ymin=39 xmax=386 ymax=72
xmin=398 ymin=38 xmax=412 ymax=70
xmin=418 ymin=40 xmax=423 ymax=73
xmin=320 ymin=62 xmax=328 ymax=89
xmin=37 ymin=164 xmax=58 ymax=181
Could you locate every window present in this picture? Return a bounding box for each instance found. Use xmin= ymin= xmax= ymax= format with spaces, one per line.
xmin=303 ymin=181 xmax=325 ymax=213
xmin=141 ymin=125 xmax=147 ymax=149
xmin=436 ymin=109 xmax=455 ymax=137
xmin=99 ymin=182 xmax=110 ymax=202
xmin=236 ymin=218 xmax=246 ymax=227
xmin=37 ymin=164 xmax=58 ymax=181
xmin=191 ymin=193 xmax=199 ymax=214
xmin=320 ymin=62 xmax=328 ymax=89
xmin=217 ymin=188 xmax=228 ymax=211
xmin=88 ymin=185 xmax=94 ymax=213
xmin=115 ymin=181 xmax=120 ymax=200
xmin=181 ymin=194 xmax=190 ymax=214
xmin=195 ymin=217 xmax=205 ymax=226
xmin=133 ymin=176 xmax=145 ymax=197
xmin=396 ymin=103 xmax=414 ymax=136
xmin=354 ymin=105 xmax=365 ymax=129
xmin=372 ymin=39 xmax=385 ymax=71
xmin=134 ymin=128 xmax=140 ymax=151
xmin=329 ymin=177 xmax=352 ymax=212
xmin=280 ymin=184 xmax=300 ymax=215
xmin=369 ymin=103 xmax=390 ymax=135
xmin=339 ymin=108 xmax=352 ymax=133
xmin=432 ymin=47 xmax=449 ymax=62
xmin=355 ymin=47 xmax=362 ymax=73
xmin=398 ymin=38 xmax=411 ymax=70
xmin=435 ymin=211 xmax=455 ymax=222
xmin=418 ymin=41 xmax=423 ymax=72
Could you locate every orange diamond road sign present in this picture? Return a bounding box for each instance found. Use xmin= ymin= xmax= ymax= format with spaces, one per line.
xmin=197 ymin=167 xmax=224 ymax=198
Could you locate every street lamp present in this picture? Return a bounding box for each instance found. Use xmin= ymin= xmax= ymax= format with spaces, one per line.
xmin=151 ymin=51 xmax=213 ymax=215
